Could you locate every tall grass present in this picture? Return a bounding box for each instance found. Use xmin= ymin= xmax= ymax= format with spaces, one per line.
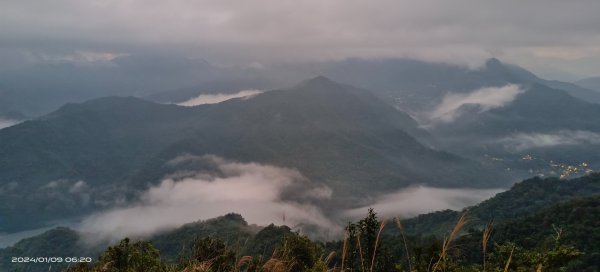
xmin=503 ymin=246 xmax=514 ymax=272
xmin=395 ymin=216 xmax=412 ymax=272
xmin=357 ymin=234 xmax=366 ymax=272
xmin=340 ymin=234 xmax=348 ymax=271
xmin=482 ymin=223 xmax=493 ymax=272
xmin=370 ymin=220 xmax=387 ymax=272
xmin=432 ymin=213 xmax=468 ymax=272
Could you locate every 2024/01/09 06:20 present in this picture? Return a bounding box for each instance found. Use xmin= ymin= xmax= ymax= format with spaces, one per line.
xmin=12 ymin=256 xmax=93 ymax=263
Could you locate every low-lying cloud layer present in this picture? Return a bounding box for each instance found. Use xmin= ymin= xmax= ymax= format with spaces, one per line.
xmin=431 ymin=84 xmax=524 ymax=122
xmin=79 ymin=155 xmax=338 ymax=242
xmin=498 ymin=130 xmax=600 ymax=151
xmin=75 ymin=155 xmax=508 ymax=243
xmin=177 ymin=90 xmax=263 ymax=106
xmin=344 ymin=186 xmax=502 ymax=219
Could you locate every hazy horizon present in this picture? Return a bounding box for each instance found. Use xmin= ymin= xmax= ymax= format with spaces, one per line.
xmin=2 ymin=0 xmax=600 ymax=80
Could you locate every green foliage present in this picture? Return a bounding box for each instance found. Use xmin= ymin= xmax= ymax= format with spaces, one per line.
xmin=95 ymin=238 xmax=165 ymax=272
xmin=274 ymin=233 xmax=324 ymax=272
xmin=485 ymin=242 xmax=582 ymax=272
xmin=402 ymin=174 xmax=600 ymax=237
xmin=489 ymin=195 xmax=600 ymax=271
xmin=342 ymin=209 xmax=395 ymax=272
xmin=152 ymin=213 xmax=256 ymax=261
xmin=242 ymin=224 xmax=293 ymax=258
xmin=185 ymin=236 xmax=236 ymax=272
xmin=64 ymin=238 xmax=166 ymax=272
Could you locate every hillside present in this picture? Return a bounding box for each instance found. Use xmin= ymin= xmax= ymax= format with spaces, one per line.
xmin=151 ymin=214 xmax=259 ymax=261
xmin=4 ymin=181 xmax=600 ymax=271
xmin=0 ymin=77 xmax=503 ymax=233
xmin=433 ymin=83 xmax=600 ymax=136
xmin=0 ymin=214 xmax=290 ymax=272
xmin=401 ymin=173 xmax=600 ymax=236
xmin=427 ymin=83 xmax=600 ymax=179
xmin=490 ymin=195 xmax=600 ymax=269
xmin=440 ymin=194 xmax=600 ymax=271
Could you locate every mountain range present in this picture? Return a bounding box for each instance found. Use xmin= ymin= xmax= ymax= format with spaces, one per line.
xmin=3 ymin=56 xmax=600 ymax=271
xmin=2 ymin=55 xmax=600 ymax=120
xmin=302 ymin=58 xmax=600 ymax=112
xmin=0 ymin=77 xmax=504 ymax=233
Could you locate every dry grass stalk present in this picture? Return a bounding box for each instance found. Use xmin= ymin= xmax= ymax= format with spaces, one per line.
xmin=503 ymin=246 xmax=514 ymax=272
xmin=182 ymin=261 xmax=212 ymax=272
xmin=482 ymin=223 xmax=493 ymax=272
xmin=325 ymin=251 xmax=336 ymax=267
xmin=427 ymin=256 xmax=435 ymax=272
xmin=262 ymin=258 xmax=289 ymax=272
xmin=341 ymin=233 xmax=348 ymax=271
xmin=536 ymin=263 xmax=543 ymax=272
xmin=356 ymin=234 xmax=366 ymax=272
xmin=395 ymin=216 xmax=412 ymax=272
xmin=432 ymin=212 xmax=468 ymax=272
xmin=236 ymin=255 xmax=253 ymax=269
xmin=370 ymin=220 xmax=387 ymax=272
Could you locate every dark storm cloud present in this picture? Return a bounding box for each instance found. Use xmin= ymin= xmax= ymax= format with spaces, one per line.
xmin=1 ymin=0 xmax=600 ymax=75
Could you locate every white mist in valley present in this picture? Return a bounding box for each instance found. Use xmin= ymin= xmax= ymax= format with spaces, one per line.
xmin=497 ymin=130 xmax=600 ymax=151
xmin=79 ymin=155 xmax=339 ymax=243
xmin=344 ymin=186 xmax=503 ymax=219
xmin=177 ymin=90 xmax=263 ymax=106
xmin=431 ymin=84 xmax=524 ymax=122
xmin=78 ymin=155 xmax=505 ymax=243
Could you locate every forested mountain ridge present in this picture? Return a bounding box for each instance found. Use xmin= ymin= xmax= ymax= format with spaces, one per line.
xmin=0 ymin=77 xmax=503 ymax=233
xmin=401 ymin=173 xmax=600 ymax=236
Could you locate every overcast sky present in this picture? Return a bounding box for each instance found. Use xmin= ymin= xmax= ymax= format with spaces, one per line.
xmin=1 ymin=0 xmax=600 ymax=79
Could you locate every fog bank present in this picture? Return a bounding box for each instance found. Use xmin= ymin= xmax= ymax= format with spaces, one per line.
xmin=79 ymin=155 xmax=338 ymax=242
xmin=498 ymin=130 xmax=600 ymax=151
xmin=344 ymin=186 xmax=503 ymax=219
xmin=431 ymin=84 xmax=524 ymax=122
xmin=178 ymin=90 xmax=263 ymax=106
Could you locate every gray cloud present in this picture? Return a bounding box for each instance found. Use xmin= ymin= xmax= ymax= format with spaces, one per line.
xmin=1 ymin=1 xmax=600 ymax=76
xmin=78 ymin=155 xmax=339 ymax=243
xmin=344 ymin=186 xmax=502 ymax=219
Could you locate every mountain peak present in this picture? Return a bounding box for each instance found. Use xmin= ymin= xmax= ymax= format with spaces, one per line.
xmin=485 ymin=57 xmax=504 ymax=69
xmin=309 ymin=75 xmax=333 ymax=82
xmin=298 ymin=76 xmax=341 ymax=89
